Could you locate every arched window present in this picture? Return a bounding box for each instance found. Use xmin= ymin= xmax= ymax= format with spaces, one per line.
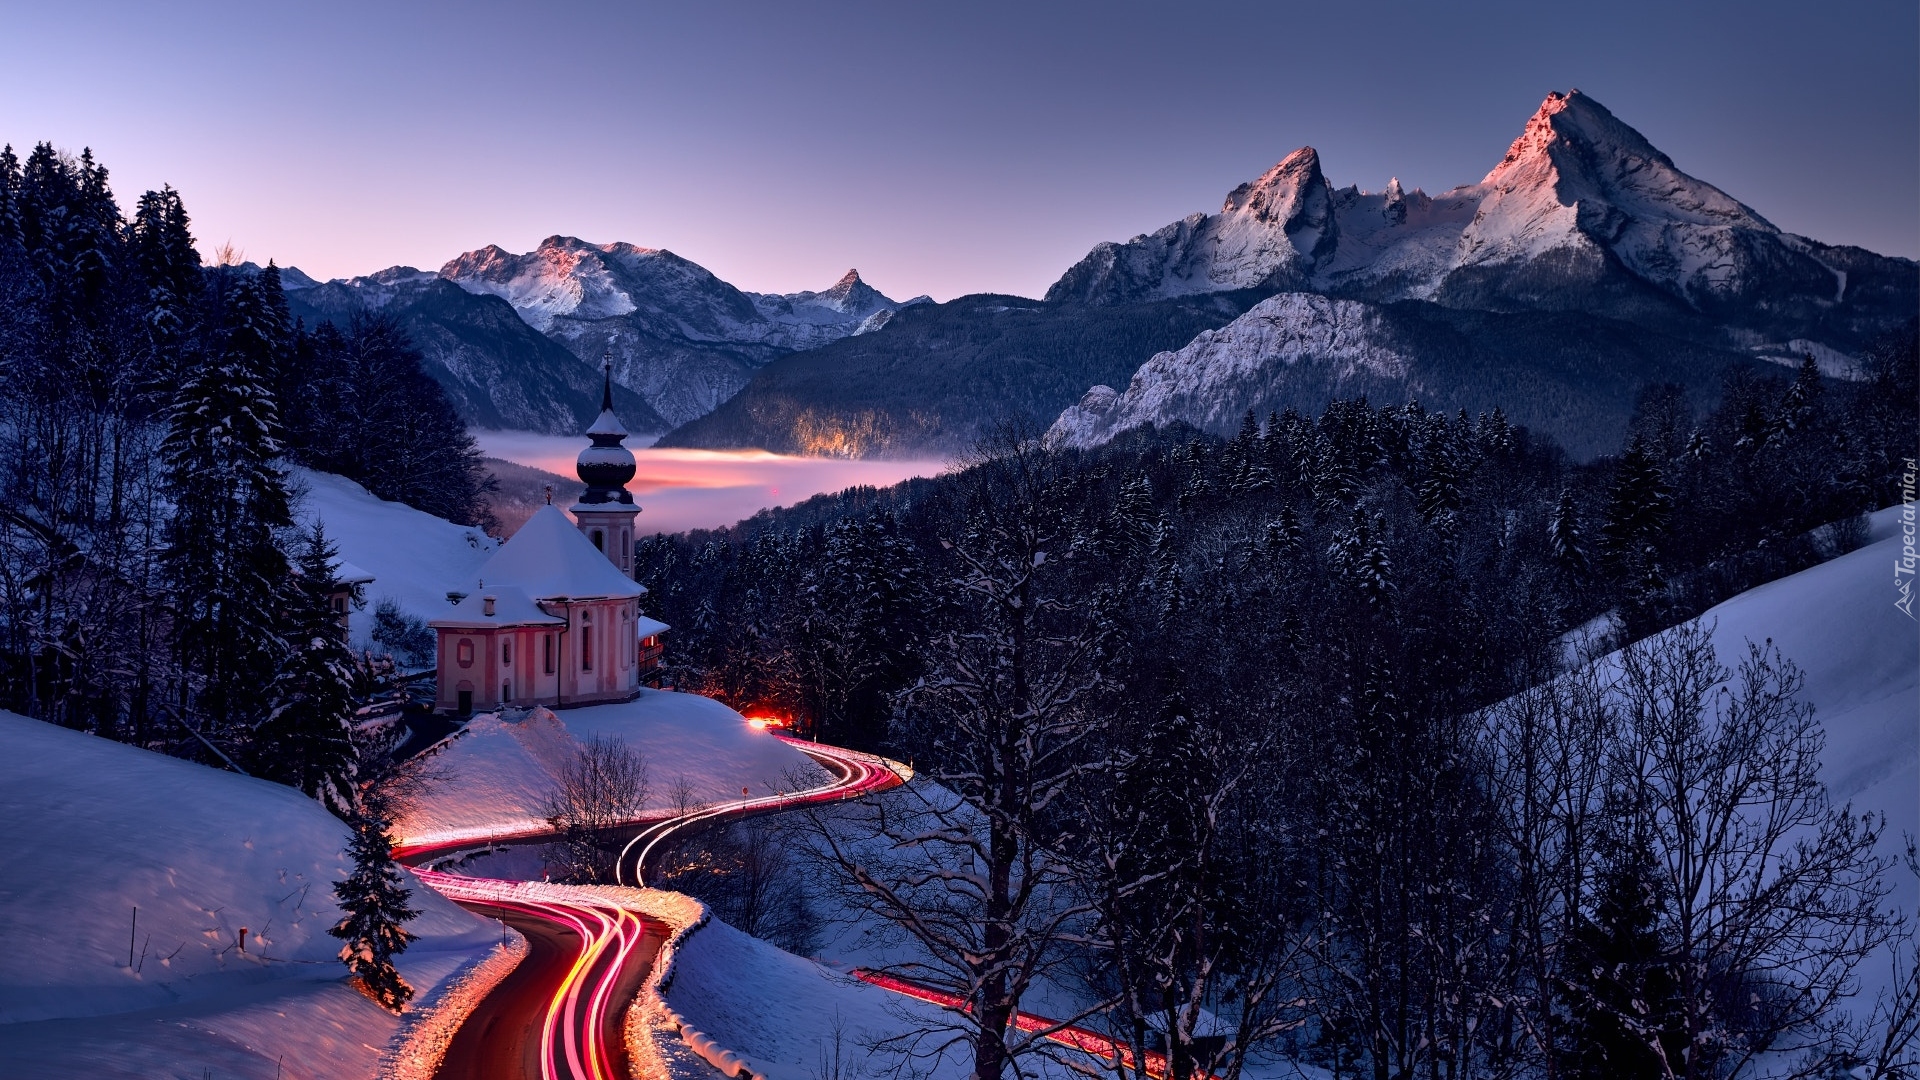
xmin=582 ymin=610 xmax=593 ymax=672
xmin=592 ymin=529 xmax=604 ymax=551
xmin=456 ymin=639 xmax=474 ymax=667
xmin=503 ymin=640 xmax=513 ymax=665
xmin=544 ymin=633 xmax=554 ymax=674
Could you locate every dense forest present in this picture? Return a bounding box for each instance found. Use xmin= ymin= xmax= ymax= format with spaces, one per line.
xmin=636 ymin=333 xmax=1917 ymax=1080
xmin=0 ymin=143 xmax=487 ymax=790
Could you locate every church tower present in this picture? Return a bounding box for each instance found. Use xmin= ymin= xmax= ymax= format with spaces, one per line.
xmin=571 ymin=360 xmax=641 ymax=577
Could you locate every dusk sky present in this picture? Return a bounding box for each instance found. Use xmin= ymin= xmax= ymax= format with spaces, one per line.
xmin=4 ymin=0 xmax=1914 ymax=301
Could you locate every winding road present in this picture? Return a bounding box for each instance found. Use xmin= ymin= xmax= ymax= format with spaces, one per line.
xmin=400 ymin=735 xmax=906 ymax=1080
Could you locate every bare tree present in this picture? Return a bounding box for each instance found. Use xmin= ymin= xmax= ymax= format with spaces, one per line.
xmin=543 ymin=734 xmax=649 ymax=883
xmin=1610 ymin=622 xmax=1893 ymax=1078
xmin=800 ymin=426 xmax=1116 ymax=1080
xmin=1081 ymin=704 xmax=1309 ymax=1080
xmin=1480 ymin=662 xmax=1616 ymax=1077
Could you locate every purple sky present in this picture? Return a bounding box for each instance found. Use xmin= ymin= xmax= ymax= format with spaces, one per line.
xmin=3 ymin=1 xmax=1914 ymax=301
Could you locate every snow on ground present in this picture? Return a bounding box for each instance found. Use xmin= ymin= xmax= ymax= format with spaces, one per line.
xmin=666 ymin=914 xmax=1082 ymax=1080
xmin=0 ymin=713 xmax=499 ymax=1080
xmin=393 ymin=690 xmax=832 ymax=850
xmin=289 ymin=467 xmax=498 ymax=651
xmin=1681 ymin=508 xmax=1918 ymax=923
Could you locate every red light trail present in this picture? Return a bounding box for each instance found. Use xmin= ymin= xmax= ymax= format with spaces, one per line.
xmin=408 ymin=733 xmax=907 ymax=1080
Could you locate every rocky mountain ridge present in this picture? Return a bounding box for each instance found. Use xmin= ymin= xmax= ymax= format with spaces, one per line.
xmin=285 ymin=238 xmax=922 ymax=435
xmin=1041 ymin=90 xmax=1916 ymax=455
xmin=1048 ymin=90 xmax=1913 ymax=362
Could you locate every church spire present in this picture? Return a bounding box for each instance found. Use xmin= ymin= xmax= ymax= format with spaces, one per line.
xmin=576 ymin=354 xmax=635 ymax=505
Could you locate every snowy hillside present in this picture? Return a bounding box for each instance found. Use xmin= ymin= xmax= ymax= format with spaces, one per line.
xmin=393 ymin=691 xmax=833 ymax=851
xmin=291 ymin=468 xmax=498 ymax=650
xmin=666 ymin=916 xmax=994 ymax=1080
xmin=0 ymin=714 xmax=498 ymax=1079
xmin=1671 ymin=510 xmax=1918 ymax=922
xmin=1047 ymin=90 xmax=1915 ymax=365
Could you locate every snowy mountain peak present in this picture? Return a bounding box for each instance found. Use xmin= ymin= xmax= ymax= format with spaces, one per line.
xmin=1478 ymin=89 xmax=1768 ymax=231
xmin=1046 ymin=88 xmax=1906 ymax=354
xmin=1045 ymin=147 xmax=1338 ymax=303
xmin=798 ymin=268 xmax=893 ymax=317
xmin=1223 ymin=147 xmax=1325 ymax=222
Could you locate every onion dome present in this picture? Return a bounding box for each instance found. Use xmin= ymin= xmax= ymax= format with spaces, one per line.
xmin=577 ymin=359 xmax=636 ymax=505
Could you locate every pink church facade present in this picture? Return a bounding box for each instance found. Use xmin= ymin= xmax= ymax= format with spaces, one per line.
xmin=430 ymin=366 xmax=668 ymax=714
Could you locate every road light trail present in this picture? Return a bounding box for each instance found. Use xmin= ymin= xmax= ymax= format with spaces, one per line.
xmin=617 ymin=735 xmax=906 ymax=887
xmin=848 ymin=969 xmax=1189 ymax=1080
xmin=408 ymin=732 xmax=908 ymax=1080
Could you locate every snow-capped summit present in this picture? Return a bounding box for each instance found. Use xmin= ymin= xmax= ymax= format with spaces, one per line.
xmin=1046 ymin=146 xmax=1338 ymax=304
xmin=1452 ymin=89 xmax=1781 ymax=305
xmin=806 ymin=269 xmax=892 ymax=316
xmin=442 ymin=236 xmax=742 ymax=336
xmin=1047 ymin=90 xmax=1913 ymax=361
xmin=435 ymin=237 xmax=911 ymax=427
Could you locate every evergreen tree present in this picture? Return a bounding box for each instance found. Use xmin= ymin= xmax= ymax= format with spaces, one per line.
xmin=161 ymin=273 xmax=294 ymax=738
xmin=1555 ymin=814 xmax=1684 ymax=1080
xmin=1550 ymin=486 xmax=1590 ymax=582
xmin=1330 ymin=510 xmax=1393 ymax=608
xmin=258 ymin=524 xmax=359 ymax=815
xmin=129 ymin=186 xmax=202 ymax=383
xmin=330 ymin=808 xmax=418 ymax=1011
xmin=291 ymin=313 xmax=494 ymax=527
xmin=1600 ymin=436 xmax=1672 ymax=608
xmin=0 ymin=145 xmax=23 ymax=255
xmin=1772 ymin=353 xmax=1823 ymax=443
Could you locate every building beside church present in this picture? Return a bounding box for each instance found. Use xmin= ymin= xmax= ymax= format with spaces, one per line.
xmin=430 ymin=367 xmax=670 ymax=714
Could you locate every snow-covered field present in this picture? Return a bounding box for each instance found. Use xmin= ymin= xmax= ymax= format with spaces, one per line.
xmin=393 ymin=690 xmax=833 ymax=852
xmin=0 ymin=713 xmax=500 ymax=1080
xmin=290 ymin=467 xmax=498 ymax=650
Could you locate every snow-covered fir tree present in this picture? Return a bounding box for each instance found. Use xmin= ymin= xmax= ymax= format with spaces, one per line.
xmin=330 ymin=807 xmax=417 ymax=1011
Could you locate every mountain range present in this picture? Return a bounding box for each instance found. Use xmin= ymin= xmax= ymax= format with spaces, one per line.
xmin=283 ymin=90 xmax=1914 ymax=461
xmin=1038 ymin=90 xmax=1914 ymax=455
xmin=283 ymin=237 xmax=924 ymax=437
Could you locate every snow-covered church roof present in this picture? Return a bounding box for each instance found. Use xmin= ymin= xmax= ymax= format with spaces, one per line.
xmin=429 ymin=586 xmax=566 ymax=630
xmin=469 ymin=505 xmax=646 ymax=602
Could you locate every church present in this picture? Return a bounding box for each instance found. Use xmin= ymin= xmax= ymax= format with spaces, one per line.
xmin=430 ymin=368 xmax=669 ymax=715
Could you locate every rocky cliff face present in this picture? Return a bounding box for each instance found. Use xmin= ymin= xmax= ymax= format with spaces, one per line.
xmin=1048 ymin=293 xmax=1411 ymax=448
xmin=1047 ymin=148 xmax=1339 ymax=304
xmin=1044 ymin=291 xmax=1781 ymax=460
